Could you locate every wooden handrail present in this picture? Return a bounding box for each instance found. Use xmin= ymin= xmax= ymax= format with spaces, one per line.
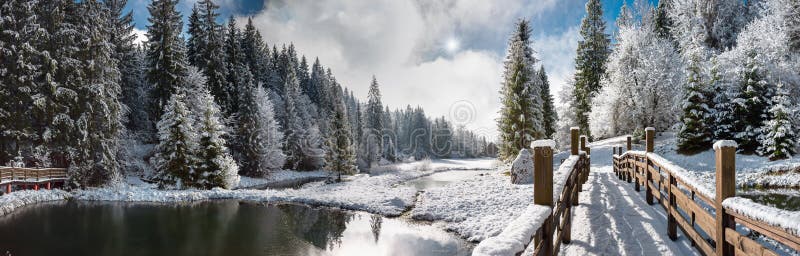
xmin=0 ymin=167 xmax=68 ymax=183
xmin=614 ymin=129 xmax=800 ymax=256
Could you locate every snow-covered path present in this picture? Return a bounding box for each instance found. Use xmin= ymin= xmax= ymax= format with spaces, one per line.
xmin=560 ymin=138 xmax=698 ymax=256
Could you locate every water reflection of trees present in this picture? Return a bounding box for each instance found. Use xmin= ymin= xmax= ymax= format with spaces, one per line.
xmin=370 ymin=215 xmax=382 ymax=243
xmin=279 ymin=204 xmax=352 ymax=251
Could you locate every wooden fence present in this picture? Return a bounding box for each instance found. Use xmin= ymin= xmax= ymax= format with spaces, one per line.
xmin=0 ymin=167 xmax=68 ymax=193
xmin=613 ymin=128 xmax=800 ymax=256
xmin=527 ymin=127 xmax=591 ymax=255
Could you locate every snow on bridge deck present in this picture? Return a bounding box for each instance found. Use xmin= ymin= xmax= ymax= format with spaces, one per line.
xmin=559 ymin=137 xmax=698 ymax=256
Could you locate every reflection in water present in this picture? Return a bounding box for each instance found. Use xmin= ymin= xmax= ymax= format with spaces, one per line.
xmin=0 ymin=201 xmax=471 ymax=256
xmin=738 ymin=189 xmax=800 ymax=211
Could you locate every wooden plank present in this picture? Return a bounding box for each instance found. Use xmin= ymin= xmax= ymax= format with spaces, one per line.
xmin=672 ymin=207 xmax=715 ymax=256
xmin=672 ymin=185 xmax=716 ymax=238
xmin=724 ymin=228 xmax=780 ymax=256
xmin=728 ymin=211 xmax=800 ymax=252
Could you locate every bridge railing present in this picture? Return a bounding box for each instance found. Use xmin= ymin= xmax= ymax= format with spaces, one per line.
xmin=527 ymin=127 xmax=591 ymax=256
xmin=613 ymin=127 xmax=800 ymax=256
xmin=0 ymin=167 xmax=68 ymax=183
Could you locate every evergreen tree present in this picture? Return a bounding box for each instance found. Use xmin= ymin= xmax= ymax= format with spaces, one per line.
xmin=758 ymin=82 xmax=797 ymax=160
xmin=325 ymin=88 xmax=357 ymax=181
xmin=242 ymin=18 xmax=269 ymax=84
xmin=362 ymin=76 xmax=384 ymax=168
xmin=104 ymin=0 xmax=140 ymax=133
xmin=68 ymin=0 xmax=124 ymax=186
xmin=677 ymin=49 xmax=713 ymax=153
xmin=733 ymin=51 xmax=772 ymax=153
xmin=788 ymin=0 xmax=800 ymax=53
xmin=190 ymin=70 xmax=239 ymax=189
xmin=282 ymin=64 xmax=306 ymax=170
xmin=146 ymin=0 xmax=188 ymax=121
xmin=539 ymin=66 xmax=558 ymax=138
xmin=189 ymin=0 xmax=228 ymax=114
xmin=237 ymin=82 xmax=286 ymax=177
xmin=497 ymin=19 xmax=543 ymax=161
xmin=223 ymin=16 xmax=253 ymax=116
xmin=710 ymin=58 xmax=736 ymax=140
xmin=654 ymin=0 xmax=675 ymax=41
xmin=573 ymin=0 xmax=610 ymax=138
xmin=0 ymin=0 xmax=42 ymax=162
xmin=152 ymin=92 xmax=197 ymax=188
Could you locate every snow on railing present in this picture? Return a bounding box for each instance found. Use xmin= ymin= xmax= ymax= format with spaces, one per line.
xmin=472 ymin=204 xmax=552 ymax=256
xmin=475 ymin=133 xmax=590 ymax=256
xmin=723 ymin=197 xmax=800 ymax=237
xmin=646 ymin=153 xmax=716 ymax=200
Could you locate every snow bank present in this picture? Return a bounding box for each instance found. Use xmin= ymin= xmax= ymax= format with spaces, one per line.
xmin=723 ymin=197 xmax=800 ymax=236
xmin=0 ymin=189 xmax=71 ymax=216
xmin=648 ymin=153 xmax=716 ymax=200
xmin=472 ymin=204 xmax=552 ymax=256
xmin=237 ymin=170 xmax=328 ymax=189
xmin=713 ymin=140 xmax=739 ymax=150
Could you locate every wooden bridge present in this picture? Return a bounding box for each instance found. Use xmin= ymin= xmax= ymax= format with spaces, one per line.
xmin=0 ymin=167 xmax=68 ymax=194
xmin=515 ymin=127 xmax=800 ymax=256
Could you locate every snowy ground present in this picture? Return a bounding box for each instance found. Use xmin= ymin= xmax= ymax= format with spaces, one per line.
xmin=0 ymin=158 xmax=496 ymax=218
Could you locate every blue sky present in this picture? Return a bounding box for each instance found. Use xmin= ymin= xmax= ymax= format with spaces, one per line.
xmin=125 ymin=0 xmax=659 ymax=138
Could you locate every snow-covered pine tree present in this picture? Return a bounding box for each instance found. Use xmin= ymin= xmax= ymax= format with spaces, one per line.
xmin=152 ymin=91 xmax=197 ymax=188
xmin=67 ymin=0 xmax=124 ymax=186
xmin=103 ymin=0 xmax=140 ymax=134
xmin=191 ymin=72 xmax=239 ymax=189
xmin=733 ymin=50 xmax=772 ymax=153
xmin=497 ymin=19 xmax=543 ymax=161
xmin=190 ymin=0 xmax=228 ymax=115
xmin=573 ymin=0 xmax=610 ymax=138
xmin=709 ymin=58 xmax=736 ymax=140
xmin=539 ymin=66 xmax=558 ymax=138
xmin=186 ymin=4 xmax=205 ymax=68
xmin=237 ymin=81 xmax=286 ymax=177
xmin=223 ymin=16 xmax=254 ymax=116
xmin=242 ymin=18 xmax=269 ymax=85
xmin=146 ymin=0 xmax=188 ymax=121
xmin=654 ymin=0 xmax=675 ymax=41
xmin=758 ymin=82 xmax=797 ymax=160
xmin=326 ymin=88 xmax=358 ymax=180
xmin=0 ymin=0 xmax=42 ymax=162
xmin=282 ymin=64 xmax=306 ymax=170
xmin=677 ymin=47 xmax=713 ymax=153
xmin=361 ymin=76 xmax=385 ymax=168
xmin=789 ymin=0 xmax=800 ymax=53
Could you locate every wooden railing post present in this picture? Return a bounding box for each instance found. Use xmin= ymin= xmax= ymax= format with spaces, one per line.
xmin=534 ymin=142 xmax=554 ymax=256
xmin=570 ymin=127 xmax=579 ymax=156
xmin=667 ymin=172 xmax=678 ymax=240
xmin=645 ymin=127 xmax=655 ymax=205
xmin=714 ymin=141 xmax=736 ymax=256
xmin=626 ymin=136 xmax=632 ymax=183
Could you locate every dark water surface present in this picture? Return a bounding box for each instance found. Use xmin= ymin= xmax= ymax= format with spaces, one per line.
xmin=0 ymin=200 xmax=472 ymax=256
xmin=738 ymin=189 xmax=800 ymax=211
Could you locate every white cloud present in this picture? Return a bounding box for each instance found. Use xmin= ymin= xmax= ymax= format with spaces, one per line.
xmin=533 ymin=26 xmax=581 ymax=105
xmin=244 ymin=0 xmax=569 ymax=139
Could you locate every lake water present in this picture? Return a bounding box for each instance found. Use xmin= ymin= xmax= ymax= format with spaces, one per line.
xmin=738 ymin=189 xmax=800 ymax=211
xmin=0 ymin=200 xmax=472 ymax=256
xmin=403 ymin=170 xmax=485 ymax=191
